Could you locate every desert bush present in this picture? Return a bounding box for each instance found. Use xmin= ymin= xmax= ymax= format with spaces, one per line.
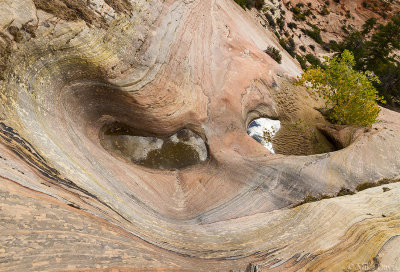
xmin=305 ymin=53 xmax=322 ymax=67
xmin=234 ymin=0 xmax=264 ymax=9
xmin=334 ymin=14 xmax=400 ymax=108
xmin=279 ymin=37 xmax=296 ymax=57
xmin=254 ymin=0 xmax=265 ymax=9
xmin=234 ymin=0 xmax=247 ymax=9
xmin=305 ymin=25 xmax=324 ymax=44
xmin=264 ymin=46 xmax=282 ymax=63
xmin=265 ymin=13 xmax=276 ymax=28
xmin=291 ymin=6 xmax=306 ymax=21
xmin=304 ymin=9 xmax=312 ymax=16
xmin=321 ymin=5 xmax=330 ymax=15
xmin=277 ymin=16 xmax=285 ymax=30
xmin=296 ymin=54 xmax=308 ymax=70
xmin=296 ymin=50 xmax=384 ymax=126
xmin=288 ymin=22 xmax=297 ymax=29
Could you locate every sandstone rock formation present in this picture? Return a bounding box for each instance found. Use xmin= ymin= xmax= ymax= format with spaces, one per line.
xmin=251 ymin=0 xmax=400 ymax=68
xmin=1 ymin=0 xmax=400 ymax=271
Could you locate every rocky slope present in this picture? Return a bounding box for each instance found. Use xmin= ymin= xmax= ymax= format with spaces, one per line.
xmin=249 ymin=0 xmax=400 ymax=65
xmin=1 ymin=0 xmax=400 ymax=271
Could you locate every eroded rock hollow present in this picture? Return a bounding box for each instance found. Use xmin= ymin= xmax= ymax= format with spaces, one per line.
xmin=1 ymin=0 xmax=400 ymax=271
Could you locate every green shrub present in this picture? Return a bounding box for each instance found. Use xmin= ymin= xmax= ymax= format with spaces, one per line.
xmin=277 ymin=16 xmax=285 ymax=30
xmin=305 ymin=26 xmax=324 ymax=44
xmin=296 ymin=54 xmax=308 ymax=70
xmin=296 ymin=50 xmax=384 ymax=126
xmin=291 ymin=6 xmax=306 ymax=21
xmin=264 ymin=46 xmax=282 ymax=64
xmin=254 ymin=0 xmax=265 ymax=9
xmin=270 ymin=8 xmax=275 ymax=15
xmin=362 ymin=17 xmax=377 ymax=34
xmin=304 ymin=9 xmax=312 ymax=16
xmin=288 ymin=22 xmax=297 ymax=29
xmin=265 ymin=13 xmax=276 ymax=28
xmin=328 ymin=40 xmax=340 ymax=51
xmin=341 ymin=25 xmax=349 ymax=34
xmin=279 ymin=37 xmax=296 ymax=57
xmin=333 ymin=14 xmax=400 ymax=108
xmin=321 ymin=5 xmax=330 ymax=15
xmin=234 ymin=0 xmax=264 ymax=9
xmin=234 ymin=0 xmax=247 ymax=9
xmin=305 ymin=54 xmax=322 ymax=67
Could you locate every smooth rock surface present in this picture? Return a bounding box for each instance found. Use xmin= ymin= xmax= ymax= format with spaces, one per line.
xmin=1 ymin=0 xmax=400 ymax=271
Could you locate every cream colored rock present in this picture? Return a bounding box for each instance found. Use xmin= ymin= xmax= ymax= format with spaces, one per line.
xmin=1 ymin=0 xmax=400 ymax=271
xmin=0 ymin=0 xmax=38 ymax=30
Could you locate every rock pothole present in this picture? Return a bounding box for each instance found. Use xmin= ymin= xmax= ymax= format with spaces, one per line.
xmin=101 ymin=123 xmax=208 ymax=170
xmin=246 ymin=117 xmax=352 ymax=155
xmin=247 ymin=118 xmax=281 ymax=154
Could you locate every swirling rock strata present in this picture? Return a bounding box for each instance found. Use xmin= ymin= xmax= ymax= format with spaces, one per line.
xmin=1 ymin=0 xmax=400 ymax=271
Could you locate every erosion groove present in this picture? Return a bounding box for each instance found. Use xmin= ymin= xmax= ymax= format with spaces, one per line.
xmin=1 ymin=0 xmax=400 ymax=271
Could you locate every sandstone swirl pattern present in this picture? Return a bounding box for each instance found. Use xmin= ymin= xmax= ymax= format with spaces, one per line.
xmin=1 ymin=0 xmax=400 ymax=271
